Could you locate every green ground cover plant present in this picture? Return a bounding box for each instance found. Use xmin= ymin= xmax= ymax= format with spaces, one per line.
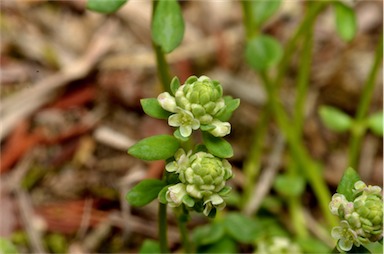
xmin=46 ymin=0 xmax=384 ymax=253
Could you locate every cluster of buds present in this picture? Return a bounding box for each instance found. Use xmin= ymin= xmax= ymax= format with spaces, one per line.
xmin=158 ymin=76 xmax=231 ymax=138
xmin=164 ymin=149 xmax=233 ymax=216
xmin=329 ymin=180 xmax=383 ymax=251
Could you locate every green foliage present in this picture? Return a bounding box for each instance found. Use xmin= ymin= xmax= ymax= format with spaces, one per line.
xmin=367 ymin=112 xmax=383 ymax=136
xmin=46 ymin=233 xmax=67 ymax=253
xmin=139 ymin=240 xmax=161 ymax=253
xmin=126 ymin=179 xmax=167 ymax=207
xmin=152 ymin=0 xmax=185 ymax=53
xmin=216 ymin=96 xmax=241 ymax=122
xmin=0 ymin=237 xmax=18 ymax=254
xmin=333 ymin=2 xmax=357 ymax=42
xmin=250 ymin=0 xmax=281 ymax=28
xmin=170 ymin=77 xmax=181 ymax=96
xmin=297 ymin=236 xmax=330 ymax=253
xmin=224 ymin=213 xmax=262 ymax=244
xmin=245 ymin=35 xmax=283 ymax=71
xmin=202 ymin=132 xmax=233 ymax=158
xmin=274 ymin=175 xmax=306 ymax=197
xmin=192 ymin=223 xmax=225 ymax=246
xmin=140 ymin=98 xmax=171 ymax=120
xmin=197 ymin=236 xmax=237 ymax=253
xmin=336 ymin=167 xmax=361 ymax=202
xmin=128 ymin=135 xmax=180 ymax=161
xmin=86 ymin=0 xmax=127 ymax=14
xmin=319 ymin=105 xmax=353 ymax=132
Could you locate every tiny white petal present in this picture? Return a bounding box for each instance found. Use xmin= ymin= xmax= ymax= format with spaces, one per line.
xmin=158 ymin=92 xmax=177 ymax=112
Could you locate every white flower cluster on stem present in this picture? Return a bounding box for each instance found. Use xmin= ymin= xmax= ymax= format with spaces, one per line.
xmin=329 ymin=180 xmax=383 ymax=252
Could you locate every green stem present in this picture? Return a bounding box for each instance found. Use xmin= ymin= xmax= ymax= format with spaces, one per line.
xmin=348 ymin=35 xmax=383 ymax=168
xmin=177 ymin=211 xmax=192 ymax=253
xmin=158 ymin=203 xmax=169 ymax=253
xmin=152 ymin=0 xmax=172 ymax=93
xmin=289 ymin=196 xmax=308 ymax=238
xmin=153 ymin=43 xmax=172 ymax=93
xmin=294 ymin=27 xmax=314 ymax=136
xmin=275 ymin=1 xmax=327 ymax=88
xmin=241 ymin=1 xmax=257 ymax=40
xmin=241 ymin=108 xmax=270 ymax=209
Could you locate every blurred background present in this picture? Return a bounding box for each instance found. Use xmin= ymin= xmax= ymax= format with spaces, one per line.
xmin=0 ymin=0 xmax=382 ymax=253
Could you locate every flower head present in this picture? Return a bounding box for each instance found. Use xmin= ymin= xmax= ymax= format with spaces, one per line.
xmin=166 ymin=183 xmax=188 ymax=208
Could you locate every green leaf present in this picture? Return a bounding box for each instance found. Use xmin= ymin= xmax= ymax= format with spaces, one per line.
xmin=141 ymin=98 xmax=172 ymax=119
xmin=158 ymin=185 xmax=170 ymax=204
xmin=273 ymin=175 xmax=305 ymax=197
xmin=197 ymin=236 xmax=237 ymax=253
xmin=128 ymin=135 xmax=180 ymax=161
xmin=86 ymin=0 xmax=127 ymax=14
xmin=173 ymin=129 xmax=189 ymax=142
xmin=319 ymin=105 xmax=353 ymax=132
xmin=139 ymin=240 xmax=161 ymax=254
xmin=170 ymin=77 xmax=181 ymax=96
xmin=336 ymin=167 xmax=361 ymax=202
xmin=333 ymin=2 xmax=357 ymax=42
xmin=250 ymin=0 xmax=281 ymax=27
xmin=368 ymin=111 xmax=383 ymax=136
xmin=193 ymin=223 xmax=225 ymax=246
xmin=224 ymin=213 xmax=262 ymax=244
xmin=126 ymin=179 xmax=166 ymax=207
xmin=202 ymin=132 xmax=233 ymax=158
xmin=245 ymin=35 xmax=283 ymax=71
xmin=216 ymin=97 xmax=240 ymax=122
xmin=152 ymin=0 xmax=185 ymax=53
xmin=297 ymin=236 xmax=331 ymax=253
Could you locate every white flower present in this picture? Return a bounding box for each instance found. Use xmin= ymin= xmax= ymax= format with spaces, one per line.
xmin=166 ymin=183 xmax=188 ymax=208
xmin=168 ymin=108 xmax=200 ymax=137
xmin=331 ymin=220 xmax=359 ymax=252
xmin=209 ymin=119 xmax=231 ymax=137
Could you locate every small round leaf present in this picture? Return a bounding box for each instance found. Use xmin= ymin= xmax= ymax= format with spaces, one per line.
xmin=141 ymin=98 xmax=171 ymax=119
xmin=245 ymin=35 xmax=283 ymax=71
xmin=333 ymin=2 xmax=357 ymax=42
xmin=319 ymin=105 xmax=353 ymax=132
xmin=368 ymin=111 xmax=383 ymax=136
xmin=202 ymin=132 xmax=233 ymax=158
xmin=86 ymin=0 xmax=127 ymax=14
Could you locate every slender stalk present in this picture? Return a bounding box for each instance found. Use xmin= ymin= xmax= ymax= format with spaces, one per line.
xmin=177 ymin=211 xmax=192 ymax=253
xmin=153 ymin=43 xmax=172 ymax=93
xmin=275 ymin=1 xmax=327 ymax=89
xmin=348 ymin=35 xmax=383 ymax=168
xmin=289 ymin=196 xmax=308 ymax=238
xmin=294 ymin=27 xmax=314 ymax=136
xmin=158 ymin=203 xmax=169 ymax=253
xmin=241 ymin=1 xmax=257 ymax=40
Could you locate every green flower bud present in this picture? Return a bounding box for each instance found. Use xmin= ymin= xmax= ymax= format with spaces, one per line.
xmin=158 ymin=92 xmax=177 ymax=112
xmin=168 ymin=108 xmax=200 ymax=137
xmin=179 ymin=152 xmax=232 ymax=199
xmin=332 ymin=220 xmax=359 ymax=252
xmin=175 ymin=76 xmax=227 ymax=125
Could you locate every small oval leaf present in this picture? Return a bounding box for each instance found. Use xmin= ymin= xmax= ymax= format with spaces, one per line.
xmin=333 ymin=2 xmax=357 ymax=42
xmin=224 ymin=213 xmax=262 ymax=244
xmin=251 ymin=0 xmax=281 ymax=27
xmin=202 ymin=132 xmax=233 ymax=158
xmin=126 ymin=179 xmax=167 ymax=207
xmin=245 ymin=35 xmax=283 ymax=71
xmin=86 ymin=0 xmax=127 ymax=14
xmin=217 ymin=97 xmax=240 ymax=122
xmin=170 ymin=77 xmax=181 ymax=96
xmin=336 ymin=167 xmax=361 ymax=202
xmin=192 ymin=223 xmax=225 ymax=246
xmin=141 ymin=98 xmax=171 ymax=119
xmin=139 ymin=240 xmax=161 ymax=254
xmin=128 ymin=135 xmax=180 ymax=161
xmin=152 ymin=0 xmax=185 ymax=53
xmin=368 ymin=111 xmax=383 ymax=136
xmin=319 ymin=105 xmax=353 ymax=132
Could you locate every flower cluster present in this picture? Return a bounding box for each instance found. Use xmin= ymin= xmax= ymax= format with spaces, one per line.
xmin=158 ymin=76 xmax=231 ymax=138
xmin=164 ymin=149 xmax=233 ymax=216
xmin=329 ymin=180 xmax=383 ymax=252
